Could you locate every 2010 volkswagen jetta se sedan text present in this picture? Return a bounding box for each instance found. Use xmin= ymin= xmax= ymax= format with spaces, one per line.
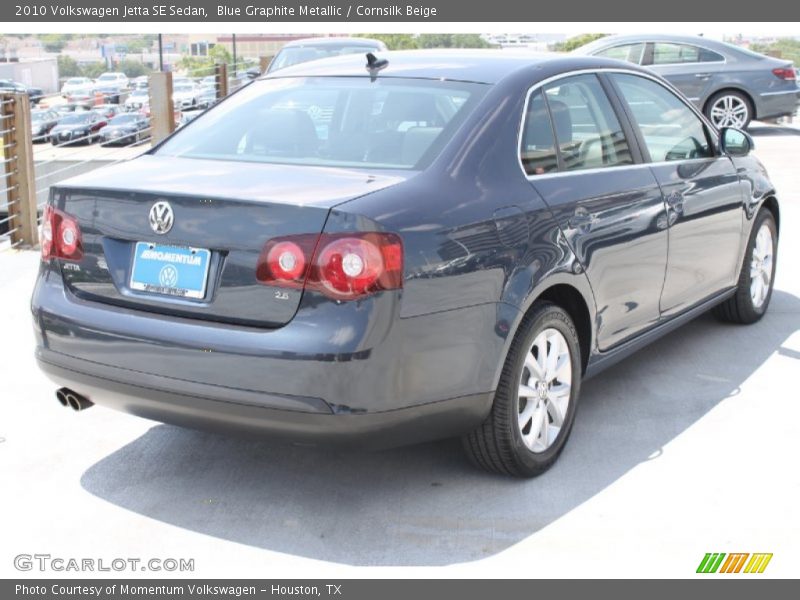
xmin=32 ymin=51 xmax=780 ymax=477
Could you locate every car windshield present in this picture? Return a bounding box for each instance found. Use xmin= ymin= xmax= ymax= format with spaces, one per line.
xmin=131 ymin=89 xmax=148 ymax=97
xmin=97 ymin=74 xmax=118 ymax=81
xmin=271 ymin=45 xmax=379 ymax=71
xmin=60 ymin=114 xmax=92 ymax=124
xmin=109 ymin=114 xmax=139 ymax=125
xmin=66 ymin=78 xmax=86 ymax=85
xmin=156 ymin=77 xmax=486 ymax=170
xmin=31 ymin=112 xmax=48 ymax=122
xmin=175 ymin=84 xmax=194 ymax=92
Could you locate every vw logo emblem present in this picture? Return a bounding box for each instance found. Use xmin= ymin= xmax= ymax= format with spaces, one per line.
xmin=149 ymin=201 xmax=174 ymax=234
xmin=537 ymin=380 xmax=548 ymax=400
xmin=158 ymin=264 xmax=179 ymax=287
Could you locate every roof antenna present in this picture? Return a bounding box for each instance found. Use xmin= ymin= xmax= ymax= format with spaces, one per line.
xmin=365 ymin=52 xmax=389 ymax=81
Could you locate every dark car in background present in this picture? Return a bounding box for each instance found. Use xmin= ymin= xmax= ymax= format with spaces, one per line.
xmin=0 ymin=79 xmax=44 ymax=103
xmin=266 ymin=37 xmax=388 ymax=73
xmin=573 ymin=34 xmax=797 ymax=129
xmin=99 ymin=113 xmax=150 ymax=146
xmin=49 ymin=112 xmax=107 ymax=145
xmin=30 ymin=109 xmax=60 ymax=143
xmin=33 ymin=52 xmax=779 ymax=477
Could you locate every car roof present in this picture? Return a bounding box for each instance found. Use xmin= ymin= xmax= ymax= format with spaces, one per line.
xmin=573 ymin=34 xmax=754 ymax=56
xmin=281 ymin=36 xmax=385 ymax=48
xmin=261 ymin=49 xmax=642 ymax=85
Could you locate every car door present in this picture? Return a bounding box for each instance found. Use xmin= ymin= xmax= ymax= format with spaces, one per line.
xmin=520 ymin=73 xmax=669 ymax=350
xmin=608 ymin=72 xmax=744 ymax=317
xmin=644 ymin=42 xmax=725 ymax=106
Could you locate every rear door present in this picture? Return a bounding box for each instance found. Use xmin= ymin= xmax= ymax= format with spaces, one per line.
xmin=520 ymin=73 xmax=669 ymax=350
xmin=608 ymin=72 xmax=744 ymax=317
xmin=644 ymin=42 xmax=725 ymax=106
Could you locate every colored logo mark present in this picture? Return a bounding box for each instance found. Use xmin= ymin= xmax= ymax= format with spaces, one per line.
xmin=697 ymin=553 xmax=773 ymax=574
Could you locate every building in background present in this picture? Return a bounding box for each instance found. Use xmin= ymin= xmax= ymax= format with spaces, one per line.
xmin=0 ymin=58 xmax=58 ymax=93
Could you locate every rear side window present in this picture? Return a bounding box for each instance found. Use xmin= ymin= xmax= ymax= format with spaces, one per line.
xmin=543 ymin=74 xmax=633 ymax=172
xmin=611 ymin=73 xmax=714 ymax=162
xmin=520 ymin=91 xmax=559 ymax=175
xmin=651 ymin=43 xmax=724 ymax=65
xmin=157 ymin=77 xmax=486 ymax=170
xmin=596 ymin=43 xmax=646 ymax=65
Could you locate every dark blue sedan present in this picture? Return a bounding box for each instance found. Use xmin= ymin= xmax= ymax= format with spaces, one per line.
xmin=32 ymin=51 xmax=780 ymax=477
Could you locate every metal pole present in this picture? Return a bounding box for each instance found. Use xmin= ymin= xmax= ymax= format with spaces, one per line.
xmin=232 ymin=34 xmax=237 ymax=74
xmin=158 ymin=34 xmax=164 ymax=71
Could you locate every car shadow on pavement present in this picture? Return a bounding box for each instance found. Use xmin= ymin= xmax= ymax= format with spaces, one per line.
xmin=81 ymin=290 xmax=800 ymax=566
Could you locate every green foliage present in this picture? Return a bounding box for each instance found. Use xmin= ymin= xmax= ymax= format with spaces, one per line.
xmin=40 ymin=33 xmax=73 ymax=53
xmin=57 ymin=55 xmax=82 ymax=78
xmin=364 ymin=34 xmax=491 ymax=51
xmin=417 ymin=34 xmax=491 ymax=49
xmin=116 ymin=59 xmax=152 ymax=78
xmin=81 ymin=63 xmax=108 ymax=79
xmin=553 ymin=33 xmax=608 ymax=52
xmin=750 ymin=38 xmax=800 ymax=66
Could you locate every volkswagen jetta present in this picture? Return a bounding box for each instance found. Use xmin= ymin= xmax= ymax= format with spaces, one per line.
xmin=32 ymin=51 xmax=780 ymax=476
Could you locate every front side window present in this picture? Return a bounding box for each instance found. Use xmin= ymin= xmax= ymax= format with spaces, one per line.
xmin=596 ymin=43 xmax=646 ymax=65
xmin=611 ymin=73 xmax=714 ymax=162
xmin=157 ymin=77 xmax=486 ymax=170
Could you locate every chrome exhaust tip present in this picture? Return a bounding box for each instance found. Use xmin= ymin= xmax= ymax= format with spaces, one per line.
xmin=56 ymin=388 xmax=94 ymax=411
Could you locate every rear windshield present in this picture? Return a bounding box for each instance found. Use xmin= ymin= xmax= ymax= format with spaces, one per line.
xmin=156 ymin=77 xmax=486 ymax=170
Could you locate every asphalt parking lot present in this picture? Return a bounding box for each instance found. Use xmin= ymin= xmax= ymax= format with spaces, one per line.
xmin=1 ymin=123 xmax=798 ymax=578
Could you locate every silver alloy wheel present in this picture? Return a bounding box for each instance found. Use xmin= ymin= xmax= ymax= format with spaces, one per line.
xmin=750 ymin=223 xmax=774 ymax=309
xmin=709 ymin=95 xmax=749 ymax=128
xmin=518 ymin=328 xmax=572 ymax=453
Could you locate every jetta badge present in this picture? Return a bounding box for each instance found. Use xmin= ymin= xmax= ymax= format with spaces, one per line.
xmin=149 ymin=201 xmax=174 ymax=234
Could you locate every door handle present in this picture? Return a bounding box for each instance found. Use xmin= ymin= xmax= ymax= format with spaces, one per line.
xmin=568 ymin=210 xmax=596 ymax=231
xmin=694 ymin=73 xmax=711 ymax=79
xmin=665 ymin=191 xmax=684 ymax=214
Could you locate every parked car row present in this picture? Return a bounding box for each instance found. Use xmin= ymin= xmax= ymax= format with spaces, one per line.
xmin=31 ymin=104 xmax=152 ymax=147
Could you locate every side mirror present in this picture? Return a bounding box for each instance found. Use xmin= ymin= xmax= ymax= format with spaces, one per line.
xmin=720 ymin=127 xmax=754 ymax=157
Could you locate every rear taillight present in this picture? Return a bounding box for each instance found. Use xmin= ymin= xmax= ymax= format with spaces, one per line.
xmin=41 ymin=205 xmax=83 ymax=262
xmin=772 ymin=67 xmax=796 ymax=81
xmin=256 ymin=232 xmax=403 ymax=300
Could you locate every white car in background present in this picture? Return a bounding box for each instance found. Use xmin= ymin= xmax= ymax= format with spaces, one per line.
xmin=172 ymin=81 xmax=200 ymax=109
xmin=94 ymin=72 xmax=130 ymax=91
xmin=124 ymin=88 xmax=150 ymax=111
xmin=61 ymin=77 xmax=94 ymax=97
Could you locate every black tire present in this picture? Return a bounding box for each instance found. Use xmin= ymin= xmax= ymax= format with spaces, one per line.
xmin=462 ymin=302 xmax=582 ymax=477
xmin=704 ymin=90 xmax=753 ymax=130
xmin=713 ymin=209 xmax=777 ymax=324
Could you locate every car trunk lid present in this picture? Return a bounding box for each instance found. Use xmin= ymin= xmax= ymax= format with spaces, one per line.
xmin=52 ymin=155 xmax=409 ymax=327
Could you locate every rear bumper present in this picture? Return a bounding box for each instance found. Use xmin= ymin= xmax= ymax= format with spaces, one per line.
xmin=37 ymin=354 xmax=492 ymax=448
xmin=755 ymin=89 xmax=799 ymax=120
xmin=32 ymin=267 xmax=509 ymax=446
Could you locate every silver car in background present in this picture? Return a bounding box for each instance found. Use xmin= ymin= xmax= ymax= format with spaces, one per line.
xmin=573 ymin=34 xmax=798 ymax=129
xmin=266 ymin=37 xmax=388 ymax=73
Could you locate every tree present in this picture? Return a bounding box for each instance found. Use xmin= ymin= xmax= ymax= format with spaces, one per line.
xmin=40 ymin=34 xmax=73 ymax=53
xmin=553 ymin=33 xmax=608 ymax=52
xmin=363 ymin=34 xmax=418 ymax=50
xmin=57 ymin=55 xmax=82 ymax=78
xmin=750 ymin=38 xmax=800 ymax=66
xmin=116 ymin=59 xmax=151 ymax=78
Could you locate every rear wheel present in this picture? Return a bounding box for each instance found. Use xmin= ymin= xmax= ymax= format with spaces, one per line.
xmin=705 ymin=90 xmax=753 ymax=130
xmin=713 ymin=209 xmax=777 ymax=324
xmin=463 ymin=302 xmax=581 ymax=477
